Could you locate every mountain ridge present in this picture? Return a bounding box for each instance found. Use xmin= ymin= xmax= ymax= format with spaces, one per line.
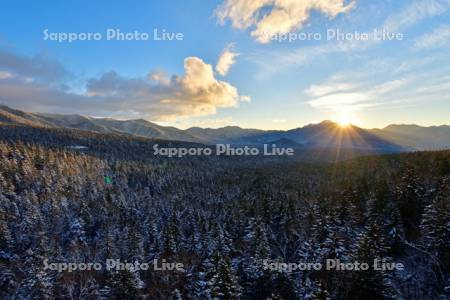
xmin=0 ymin=105 xmax=448 ymax=151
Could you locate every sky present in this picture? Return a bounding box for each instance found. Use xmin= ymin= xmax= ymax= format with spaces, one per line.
xmin=0 ymin=0 xmax=449 ymax=130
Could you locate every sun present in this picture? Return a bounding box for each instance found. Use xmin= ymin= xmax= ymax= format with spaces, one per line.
xmin=336 ymin=117 xmax=351 ymax=127
xmin=334 ymin=113 xmax=357 ymax=127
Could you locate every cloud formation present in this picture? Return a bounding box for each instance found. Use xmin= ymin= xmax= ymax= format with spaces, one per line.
xmin=305 ymin=82 xmax=357 ymax=97
xmin=384 ymin=0 xmax=450 ymax=32
xmin=308 ymin=92 xmax=370 ymax=111
xmin=216 ymin=44 xmax=239 ymax=76
xmin=0 ymin=49 xmax=68 ymax=83
xmin=0 ymin=71 xmax=13 ymax=80
xmin=215 ymin=0 xmax=355 ymax=43
xmin=305 ymin=76 xmax=410 ymax=112
xmin=305 ymin=79 xmax=372 ymax=124
xmin=0 ymin=49 xmax=250 ymax=121
xmin=249 ymin=0 xmax=450 ymax=76
xmin=303 ymin=52 xmax=450 ymax=117
xmin=414 ymin=24 xmax=450 ymax=49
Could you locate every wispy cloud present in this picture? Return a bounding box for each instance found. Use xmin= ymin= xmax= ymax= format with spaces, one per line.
xmin=248 ymin=39 xmax=372 ymax=79
xmin=372 ymin=79 xmax=409 ymax=94
xmin=414 ymin=24 xmax=450 ymax=49
xmin=216 ymin=44 xmax=239 ymax=76
xmin=306 ymin=79 xmax=410 ymax=111
xmin=304 ymin=53 xmax=450 ymax=114
xmin=384 ymin=0 xmax=450 ymax=32
xmin=305 ymin=82 xmax=357 ymax=97
xmin=249 ymin=0 xmax=450 ymax=75
xmin=307 ymin=92 xmax=371 ymax=111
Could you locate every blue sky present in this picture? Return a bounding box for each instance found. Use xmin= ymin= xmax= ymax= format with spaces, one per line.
xmin=0 ymin=0 xmax=449 ymax=129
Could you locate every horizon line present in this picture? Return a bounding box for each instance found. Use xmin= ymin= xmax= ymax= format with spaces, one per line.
xmin=1 ymin=103 xmax=449 ymax=132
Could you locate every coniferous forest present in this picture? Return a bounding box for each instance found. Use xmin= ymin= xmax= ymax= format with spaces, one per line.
xmin=2 ymin=0 xmax=450 ymax=298
xmin=0 ymin=124 xmax=448 ymax=299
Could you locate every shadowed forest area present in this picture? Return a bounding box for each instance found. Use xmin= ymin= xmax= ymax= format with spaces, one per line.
xmin=0 ymin=127 xmax=448 ymax=299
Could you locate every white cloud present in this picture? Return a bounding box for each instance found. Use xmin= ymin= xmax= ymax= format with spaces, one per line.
xmin=303 ymin=55 xmax=450 ymax=114
xmin=215 ymin=0 xmax=272 ymax=30
xmin=384 ymin=0 xmax=450 ymax=32
xmin=84 ymin=56 xmax=248 ymax=120
xmin=215 ymin=0 xmax=355 ymax=43
xmin=305 ymin=82 xmax=357 ymax=97
xmin=304 ymin=74 xmax=412 ymax=112
xmin=148 ymin=70 xmax=171 ymax=85
xmin=249 ymin=0 xmax=450 ymax=75
xmin=307 ymin=92 xmax=370 ymax=111
xmin=373 ymin=79 xmax=409 ymax=95
xmin=216 ymin=44 xmax=239 ymax=76
xmin=414 ymin=24 xmax=450 ymax=49
xmin=0 ymin=71 xmax=13 ymax=80
xmin=240 ymin=95 xmax=251 ymax=102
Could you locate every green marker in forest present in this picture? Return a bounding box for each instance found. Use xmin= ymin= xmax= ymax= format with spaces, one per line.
xmin=104 ymin=176 xmax=112 ymax=185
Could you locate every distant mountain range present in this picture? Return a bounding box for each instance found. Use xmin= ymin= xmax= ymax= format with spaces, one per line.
xmin=1 ymin=104 xmax=449 ymax=152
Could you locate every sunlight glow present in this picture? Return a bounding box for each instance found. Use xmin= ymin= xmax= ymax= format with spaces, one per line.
xmin=334 ymin=113 xmax=358 ymax=127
